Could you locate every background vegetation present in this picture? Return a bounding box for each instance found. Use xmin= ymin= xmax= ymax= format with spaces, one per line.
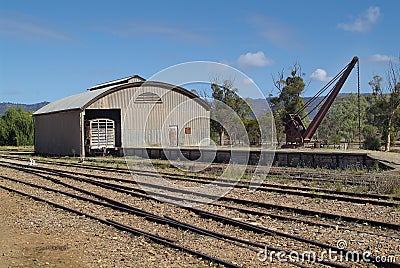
xmin=1 ymin=62 xmax=398 ymax=152
xmin=207 ymin=61 xmax=399 ymax=151
xmin=0 ymin=107 xmax=34 ymax=146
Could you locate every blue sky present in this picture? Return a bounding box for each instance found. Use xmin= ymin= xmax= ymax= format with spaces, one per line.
xmin=1 ymin=0 xmax=399 ymax=103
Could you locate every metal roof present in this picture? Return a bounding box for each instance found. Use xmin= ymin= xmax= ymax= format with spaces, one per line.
xmin=34 ymin=81 xmax=210 ymax=116
xmin=34 ymin=86 xmax=113 ymax=115
xmin=88 ymin=75 xmax=145 ymax=91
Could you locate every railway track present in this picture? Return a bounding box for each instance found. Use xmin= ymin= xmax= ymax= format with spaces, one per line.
xmin=1 ymin=159 xmax=399 ymax=231
xmin=1 ymin=158 xmax=400 ymax=265
xmin=0 ymin=154 xmax=387 ymax=187
xmin=3 ymin=160 xmax=398 ymax=241
xmin=0 ymin=171 xmax=350 ymax=267
xmin=1 ymin=155 xmax=400 ymax=267
xmin=1 ymin=162 xmax=378 ymax=240
xmin=0 ymin=182 xmax=243 ymax=268
xmin=0 ymin=155 xmax=397 ymax=204
xmin=0 ymin=154 xmax=400 ymax=197
xmin=1 ymin=166 xmax=399 ymax=268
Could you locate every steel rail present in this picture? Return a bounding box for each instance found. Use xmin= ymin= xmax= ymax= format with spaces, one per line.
xmin=0 ymin=154 xmax=385 ymax=186
xmin=0 ymin=171 xmax=398 ymax=267
xmin=0 ymin=159 xmax=397 ymax=206
xmin=9 ymin=162 xmax=400 ymax=240
xmin=0 ymin=175 xmax=340 ymax=268
xmin=4 ymin=155 xmax=397 ymax=201
xmin=0 ymin=183 xmax=242 ymax=268
xmin=1 ymin=160 xmax=399 ymax=232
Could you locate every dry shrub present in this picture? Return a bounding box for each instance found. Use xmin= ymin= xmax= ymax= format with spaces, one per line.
xmin=370 ymin=174 xmax=400 ymax=195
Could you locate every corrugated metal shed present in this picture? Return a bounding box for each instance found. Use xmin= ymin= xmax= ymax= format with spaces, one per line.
xmin=34 ymin=79 xmax=210 ymax=156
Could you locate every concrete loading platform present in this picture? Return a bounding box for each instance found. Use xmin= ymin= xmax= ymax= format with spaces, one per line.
xmin=125 ymin=147 xmax=400 ymax=171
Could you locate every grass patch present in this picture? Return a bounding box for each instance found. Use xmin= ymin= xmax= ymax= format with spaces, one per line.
xmin=280 ymin=178 xmax=290 ymax=185
xmin=335 ymin=182 xmax=344 ymax=192
xmin=310 ymin=179 xmax=319 ymax=188
xmin=393 ymin=186 xmax=400 ymax=198
xmin=353 ymin=186 xmax=369 ymax=194
xmin=372 ymin=175 xmax=400 ymax=195
xmin=319 ymin=181 xmax=333 ymax=190
xmin=0 ymin=145 xmax=34 ymax=152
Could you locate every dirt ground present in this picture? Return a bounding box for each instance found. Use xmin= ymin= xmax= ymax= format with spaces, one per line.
xmin=0 ymin=190 xmax=86 ymax=268
xmin=0 ymin=188 xmax=204 ymax=268
xmin=0 ymin=149 xmax=399 ymax=267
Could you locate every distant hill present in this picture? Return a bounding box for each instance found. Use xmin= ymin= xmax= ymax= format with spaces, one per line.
xmin=0 ymin=102 xmax=49 ymax=115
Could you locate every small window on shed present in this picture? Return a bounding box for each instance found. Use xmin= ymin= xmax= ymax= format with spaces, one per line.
xmin=185 ymin=127 xmax=191 ymax=134
xmin=135 ymin=92 xmax=162 ymax=103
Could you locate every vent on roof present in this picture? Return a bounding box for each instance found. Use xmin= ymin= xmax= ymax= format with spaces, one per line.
xmin=135 ymin=92 xmax=162 ymax=103
xmin=88 ymin=75 xmax=145 ymax=91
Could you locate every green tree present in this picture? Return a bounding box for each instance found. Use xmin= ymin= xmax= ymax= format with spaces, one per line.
xmin=0 ymin=107 xmax=34 ymax=146
xmin=0 ymin=116 xmax=7 ymax=145
xmin=243 ymin=118 xmax=261 ymax=145
xmin=331 ymin=134 xmax=342 ymax=148
xmin=318 ymin=94 xmax=368 ymax=145
xmin=363 ymin=125 xmax=381 ymax=150
xmin=269 ymin=95 xmax=285 ymax=144
xmin=367 ymin=62 xmax=400 ymax=151
xmin=210 ymin=80 xmax=253 ymax=145
xmin=271 ymin=64 xmax=308 ymax=143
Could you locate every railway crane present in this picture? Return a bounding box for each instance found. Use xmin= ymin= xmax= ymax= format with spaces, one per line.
xmin=283 ymin=56 xmax=359 ymax=148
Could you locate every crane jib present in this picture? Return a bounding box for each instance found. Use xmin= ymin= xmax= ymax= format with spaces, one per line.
xmin=283 ymin=56 xmax=359 ymax=148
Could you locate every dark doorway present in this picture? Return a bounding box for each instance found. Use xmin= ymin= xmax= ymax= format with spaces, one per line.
xmin=84 ymin=109 xmax=121 ymax=147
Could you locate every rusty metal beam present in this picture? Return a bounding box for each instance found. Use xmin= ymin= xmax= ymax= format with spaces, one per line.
xmin=303 ymin=56 xmax=359 ymax=142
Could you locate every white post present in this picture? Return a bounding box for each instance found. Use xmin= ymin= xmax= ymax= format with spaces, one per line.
xmin=79 ymin=111 xmax=85 ymax=159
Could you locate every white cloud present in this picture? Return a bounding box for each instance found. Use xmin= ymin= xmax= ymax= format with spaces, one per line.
xmin=368 ymin=54 xmax=399 ymax=63
xmin=237 ymin=51 xmax=274 ymax=69
xmin=104 ymin=20 xmax=210 ymax=43
xmin=249 ymin=15 xmax=300 ymax=50
xmin=0 ymin=14 xmax=70 ymax=40
xmin=310 ymin=69 xmax=333 ymax=82
xmin=338 ymin=6 xmax=380 ymax=32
